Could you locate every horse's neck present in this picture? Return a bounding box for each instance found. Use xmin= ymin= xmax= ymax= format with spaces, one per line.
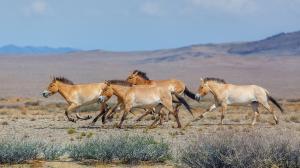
xmin=57 ymin=82 xmax=74 ymax=103
xmin=207 ymin=82 xmax=226 ymax=100
xmin=111 ymin=85 xmax=130 ymax=98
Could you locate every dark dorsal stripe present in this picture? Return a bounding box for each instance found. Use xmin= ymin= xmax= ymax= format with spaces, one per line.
xmin=54 ymin=77 xmax=74 ymax=85
xmin=107 ymin=80 xmax=133 ymax=86
xmin=133 ymin=70 xmax=150 ymax=80
xmin=204 ymin=77 xmax=226 ymax=84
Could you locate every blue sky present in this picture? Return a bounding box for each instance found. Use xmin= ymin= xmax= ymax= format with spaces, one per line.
xmin=1 ymin=0 xmax=300 ymax=51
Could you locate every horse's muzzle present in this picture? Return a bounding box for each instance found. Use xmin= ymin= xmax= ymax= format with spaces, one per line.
xmin=195 ymin=94 xmax=202 ymax=101
xmin=98 ymin=96 xmax=107 ymax=103
xmin=42 ymin=91 xmax=51 ymax=98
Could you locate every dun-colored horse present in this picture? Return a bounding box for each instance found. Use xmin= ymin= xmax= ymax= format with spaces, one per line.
xmin=196 ymin=77 xmax=284 ymax=125
xmin=98 ymin=80 xmax=185 ymax=128
xmin=126 ymin=70 xmax=197 ymax=121
xmin=42 ymin=77 xmax=108 ymax=123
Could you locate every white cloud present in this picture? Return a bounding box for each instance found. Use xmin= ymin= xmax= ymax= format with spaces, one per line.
xmin=32 ymin=0 xmax=47 ymax=14
xmin=140 ymin=2 xmax=163 ymax=16
xmin=189 ymin=0 xmax=258 ymax=14
xmin=26 ymin=0 xmax=47 ymax=15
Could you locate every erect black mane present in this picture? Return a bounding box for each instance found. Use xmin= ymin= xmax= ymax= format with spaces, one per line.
xmin=133 ymin=70 xmax=150 ymax=80
xmin=107 ymin=80 xmax=133 ymax=86
xmin=204 ymin=77 xmax=226 ymax=84
xmin=53 ymin=76 xmax=74 ymax=85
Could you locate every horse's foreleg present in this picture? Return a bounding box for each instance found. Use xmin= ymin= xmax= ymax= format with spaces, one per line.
xmin=208 ymin=104 xmax=217 ymax=112
xmin=65 ymin=104 xmax=78 ymax=123
xmin=90 ymin=103 xmax=107 ymax=125
xmin=118 ymin=108 xmax=130 ymax=129
xmin=251 ymin=101 xmax=259 ymax=125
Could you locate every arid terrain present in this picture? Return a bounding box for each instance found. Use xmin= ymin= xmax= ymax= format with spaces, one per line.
xmin=0 ymin=96 xmax=300 ymax=167
xmin=1 ymin=31 xmax=300 ymax=167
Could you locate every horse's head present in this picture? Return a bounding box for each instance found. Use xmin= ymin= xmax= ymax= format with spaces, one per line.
xmin=196 ymin=78 xmax=209 ymax=100
xmin=42 ymin=78 xmax=59 ymax=98
xmin=98 ymin=81 xmax=113 ymax=103
xmin=126 ymin=70 xmax=149 ymax=84
xmin=126 ymin=71 xmax=139 ymax=84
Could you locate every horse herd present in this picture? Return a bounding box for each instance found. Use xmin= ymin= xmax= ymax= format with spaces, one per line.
xmin=42 ymin=70 xmax=284 ymax=129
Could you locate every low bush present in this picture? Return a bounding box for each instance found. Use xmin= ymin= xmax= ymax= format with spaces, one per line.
xmin=179 ymin=131 xmax=300 ymax=168
xmin=68 ymin=135 xmax=170 ymax=164
xmin=41 ymin=144 xmax=65 ymax=160
xmin=0 ymin=139 xmax=40 ymax=164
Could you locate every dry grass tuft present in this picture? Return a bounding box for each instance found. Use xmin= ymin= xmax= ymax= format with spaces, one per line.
xmin=67 ymin=128 xmax=77 ymax=134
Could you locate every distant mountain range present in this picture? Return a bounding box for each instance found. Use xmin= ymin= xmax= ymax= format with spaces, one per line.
xmin=0 ymin=45 xmax=79 ymax=54
xmin=1 ymin=30 xmax=299 ymax=60
xmin=228 ymin=30 xmax=300 ymax=55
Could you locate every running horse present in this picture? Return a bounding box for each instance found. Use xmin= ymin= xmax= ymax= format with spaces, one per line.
xmin=196 ymin=77 xmax=284 ymax=125
xmin=98 ymin=80 xmax=187 ymax=128
xmin=126 ymin=70 xmax=198 ymax=125
xmin=42 ymin=77 xmax=109 ymax=123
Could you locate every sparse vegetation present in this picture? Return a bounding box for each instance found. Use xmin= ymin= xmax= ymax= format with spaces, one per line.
xmin=86 ymin=132 xmax=93 ymax=138
xmin=67 ymin=128 xmax=77 ymax=134
xmin=41 ymin=143 xmax=65 ymax=160
xmin=68 ymin=135 xmax=170 ymax=164
xmin=0 ymin=139 xmax=40 ymax=164
xmin=289 ymin=115 xmax=300 ymax=123
xmin=179 ymin=131 xmax=300 ymax=168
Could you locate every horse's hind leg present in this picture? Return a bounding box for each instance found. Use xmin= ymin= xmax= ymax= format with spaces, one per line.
xmin=260 ymin=101 xmax=278 ymax=124
xmin=251 ymin=101 xmax=259 ymax=125
xmin=75 ymin=108 xmax=92 ymax=120
xmin=148 ymin=104 xmax=164 ymax=129
xmin=220 ymin=103 xmax=227 ymax=125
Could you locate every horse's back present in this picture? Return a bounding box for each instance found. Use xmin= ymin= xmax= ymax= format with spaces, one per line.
xmin=154 ymin=79 xmax=185 ymax=93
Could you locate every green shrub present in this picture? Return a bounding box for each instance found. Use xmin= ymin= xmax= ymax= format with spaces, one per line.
xmin=0 ymin=139 xmax=40 ymax=164
xmin=179 ymin=132 xmax=300 ymax=168
xmin=41 ymin=143 xmax=65 ymax=160
xmin=68 ymin=135 xmax=170 ymax=164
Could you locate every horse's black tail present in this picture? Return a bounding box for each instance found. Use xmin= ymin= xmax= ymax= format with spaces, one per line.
xmin=184 ymin=87 xmax=198 ymax=101
xmin=268 ymin=95 xmax=284 ymax=113
xmin=173 ymin=92 xmax=194 ymax=116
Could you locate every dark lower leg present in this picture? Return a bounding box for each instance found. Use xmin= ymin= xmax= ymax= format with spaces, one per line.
xmin=65 ymin=111 xmax=76 ymax=123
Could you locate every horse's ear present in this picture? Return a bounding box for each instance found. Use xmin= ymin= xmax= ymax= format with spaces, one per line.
xmin=200 ymin=78 xmax=204 ymax=85
xmin=50 ymin=75 xmax=55 ymax=81
xmin=104 ymin=80 xmax=110 ymax=86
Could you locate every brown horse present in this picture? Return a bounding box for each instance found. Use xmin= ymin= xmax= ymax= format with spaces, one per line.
xmin=126 ymin=70 xmax=197 ymax=121
xmin=98 ymin=80 xmax=184 ymax=128
xmin=196 ymin=77 xmax=284 ymax=125
xmin=42 ymin=77 xmax=108 ymax=123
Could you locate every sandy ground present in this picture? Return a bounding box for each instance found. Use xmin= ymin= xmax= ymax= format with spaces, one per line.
xmin=0 ymin=97 xmax=300 ymax=167
xmin=0 ymin=54 xmax=300 ymax=99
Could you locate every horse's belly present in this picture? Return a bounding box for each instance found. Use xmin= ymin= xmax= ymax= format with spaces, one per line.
xmin=227 ymin=94 xmax=256 ymax=105
xmin=133 ymin=97 xmax=160 ymax=108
